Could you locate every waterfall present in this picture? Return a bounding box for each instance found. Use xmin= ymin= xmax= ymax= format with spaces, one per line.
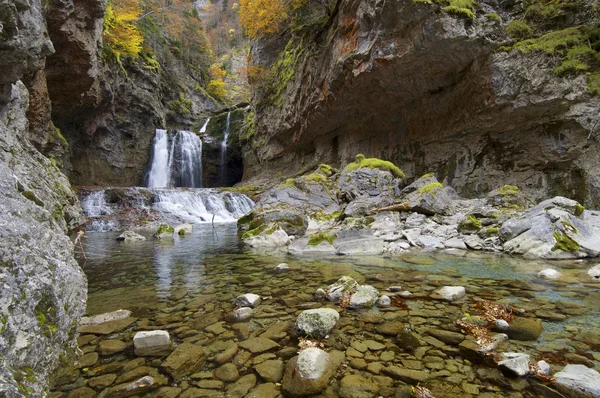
xmin=147 ymin=129 xmax=203 ymax=188
xmin=219 ymin=112 xmax=231 ymax=186
xmin=199 ymin=117 xmax=210 ymax=133
xmin=79 ymin=188 xmax=255 ymax=227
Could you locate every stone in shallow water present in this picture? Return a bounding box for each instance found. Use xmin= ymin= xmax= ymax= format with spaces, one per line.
xmin=235 ymin=293 xmax=261 ymax=308
xmin=295 ymin=308 xmax=339 ymax=338
xmin=80 ymin=310 xmax=132 ymax=326
xmin=133 ymin=330 xmax=171 ymax=356
xmin=282 ymin=348 xmax=334 ymax=396
xmin=98 ymin=339 xmax=127 ymax=356
xmin=377 ymin=295 xmax=391 ymax=307
xmin=254 ymin=359 xmax=284 ymax=382
xmin=232 ymin=307 xmax=253 ymax=321
xmin=226 ymin=374 xmax=257 ymax=398
xmin=434 ymin=286 xmax=466 ymax=301
xmin=588 ymin=265 xmax=600 ymax=280
xmin=349 ymin=285 xmax=379 ymax=309
xmin=498 ymin=352 xmax=530 ymax=377
xmin=537 ymin=360 xmax=551 ymax=375
xmin=215 ymin=363 xmax=240 ymax=382
xmin=538 ymin=268 xmax=561 ymax=279
xmin=555 ymin=364 xmax=600 ymax=397
xmin=247 ymin=382 xmax=280 ymax=398
xmin=326 ymin=276 xmax=359 ymax=301
xmin=174 ymin=223 xmax=193 ymax=234
xmin=161 ymin=343 xmax=207 ymax=380
xmin=116 ymin=231 xmax=146 ymax=241
xmin=381 ymin=366 xmax=430 ymax=383
xmin=504 ymin=317 xmax=543 ymax=341
xmin=102 ymin=375 xmax=167 ymax=398
xmin=338 ymin=374 xmax=379 ymax=398
xmin=215 ymin=343 xmax=238 ymax=365
xmin=275 ymin=263 xmax=290 ymax=272
xmin=238 ymin=337 xmax=280 ymax=353
xmin=78 ymin=317 xmax=137 ymax=335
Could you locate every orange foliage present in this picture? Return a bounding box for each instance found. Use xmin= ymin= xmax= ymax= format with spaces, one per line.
xmin=238 ymin=0 xmax=288 ymax=38
xmin=104 ymin=0 xmax=144 ymax=59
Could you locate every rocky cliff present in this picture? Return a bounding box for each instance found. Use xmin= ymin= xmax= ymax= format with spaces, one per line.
xmin=0 ymin=0 xmax=87 ymax=395
xmin=244 ymin=0 xmax=600 ymax=207
xmin=43 ymin=0 xmax=221 ymax=187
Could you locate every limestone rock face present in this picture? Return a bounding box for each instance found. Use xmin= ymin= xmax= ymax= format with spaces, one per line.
xmin=0 ymin=4 xmax=87 ymax=392
xmin=243 ymin=0 xmax=600 ymax=208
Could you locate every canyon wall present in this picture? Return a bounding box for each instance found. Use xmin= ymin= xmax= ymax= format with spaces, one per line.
xmin=244 ymin=0 xmax=600 ymax=207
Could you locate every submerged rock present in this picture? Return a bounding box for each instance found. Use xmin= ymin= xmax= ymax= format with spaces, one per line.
xmin=434 ymin=286 xmax=466 ymax=301
xmin=235 ymin=293 xmax=261 ymax=308
xmin=133 ymin=331 xmax=172 ymax=356
xmin=326 ymin=276 xmax=359 ymax=301
xmin=117 ymin=231 xmax=146 ymax=241
xmin=498 ymin=353 xmax=531 ymax=377
xmin=349 ymin=285 xmax=379 ymax=309
xmin=588 ymin=265 xmax=600 ymax=280
xmin=282 ymin=348 xmax=335 ymax=396
xmin=154 ymin=224 xmax=175 ymax=239
xmin=538 ymin=268 xmax=561 ymax=279
xmin=174 ymin=223 xmax=193 ymax=235
xmin=295 ymin=308 xmax=340 ymax=338
xmin=161 ymin=343 xmax=207 ymax=380
xmin=233 ymin=307 xmax=254 ymax=321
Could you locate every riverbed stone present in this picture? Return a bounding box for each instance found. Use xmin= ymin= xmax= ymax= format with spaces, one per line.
xmin=498 ymin=353 xmax=531 ymax=377
xmin=239 ymin=337 xmax=280 ymax=353
xmin=174 ymin=223 xmax=193 ymax=235
xmin=426 ymin=329 xmax=465 ymax=346
xmin=214 ymin=363 xmax=240 ymax=382
xmin=555 ymin=364 xmax=600 ymax=397
xmin=255 ymin=359 xmax=284 ymax=382
xmin=98 ymin=340 xmax=127 ymax=356
xmin=504 ymin=317 xmax=543 ymax=341
xmin=103 ymin=375 xmax=167 ymax=398
xmin=326 ymin=276 xmax=359 ymax=301
xmin=435 ymin=286 xmax=466 ymax=301
xmin=349 ymin=285 xmax=379 ymax=309
xmin=161 ymin=343 xmax=207 ymax=379
xmin=247 ymin=383 xmax=280 ymax=398
xmin=133 ymin=330 xmax=171 ymax=356
xmin=232 ymin=307 xmax=253 ymax=322
xmin=88 ymin=373 xmax=117 ymax=389
xmin=382 ymin=366 xmax=430 ymax=384
xmin=588 ymin=265 xmax=600 ymax=280
xmin=235 ymin=293 xmax=261 ymax=308
xmin=116 ymin=231 xmax=146 ymax=241
xmin=78 ymin=317 xmax=138 ymax=335
xmin=226 ymin=374 xmax=257 ymax=398
xmin=215 ymin=343 xmax=238 ymax=365
xmin=538 ymin=268 xmax=561 ymax=279
xmin=78 ymin=352 xmax=99 ymax=368
xmin=338 ymin=374 xmax=379 ymax=398
xmin=295 ymin=308 xmax=339 ymax=338
xmin=282 ymin=348 xmax=335 ymax=396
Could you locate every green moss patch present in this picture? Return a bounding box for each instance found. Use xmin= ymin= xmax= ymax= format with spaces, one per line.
xmin=574 ymin=203 xmax=585 ymax=216
xmin=319 ymin=164 xmax=336 ymax=176
xmin=307 ymin=231 xmax=336 ymax=246
xmin=344 ymin=154 xmax=406 ymax=179
xmin=507 ymin=20 xmax=533 ymax=40
xmin=155 ymin=224 xmax=174 ymax=235
xmin=552 ymin=230 xmax=580 ymax=252
xmin=417 ymin=182 xmax=443 ymax=195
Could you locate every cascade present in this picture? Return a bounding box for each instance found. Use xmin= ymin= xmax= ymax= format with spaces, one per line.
xmin=79 ymin=188 xmax=255 ymax=228
xmin=219 ymin=112 xmax=231 ymax=186
xmin=147 ymin=130 xmax=203 ymax=188
xmin=199 ymin=117 xmax=210 ymax=133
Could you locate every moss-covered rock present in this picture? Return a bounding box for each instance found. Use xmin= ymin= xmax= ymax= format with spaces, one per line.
xmin=344 ymin=154 xmax=406 ymax=180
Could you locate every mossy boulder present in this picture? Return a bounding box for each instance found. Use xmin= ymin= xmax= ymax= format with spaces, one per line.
xmin=486 ymin=185 xmax=529 ymax=211
xmin=398 ymin=175 xmax=453 ymax=216
xmin=458 ymin=214 xmax=483 ymax=234
xmin=154 ymin=224 xmax=175 ymax=239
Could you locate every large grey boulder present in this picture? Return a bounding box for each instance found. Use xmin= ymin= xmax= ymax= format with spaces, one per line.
xmin=555 ymin=364 xmax=600 ymax=397
xmin=295 ymin=308 xmax=340 ymax=338
xmin=498 ymin=353 xmax=530 ymax=377
xmin=349 ymin=285 xmax=379 ymax=309
xmin=339 ymin=165 xmax=402 ymax=217
xmin=500 ymin=197 xmax=600 ymax=259
xmin=334 ymin=229 xmax=385 ymax=255
xmin=398 ymin=175 xmax=454 ymax=216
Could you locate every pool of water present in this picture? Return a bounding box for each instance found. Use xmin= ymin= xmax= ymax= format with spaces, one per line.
xmin=51 ymin=224 xmax=600 ymax=397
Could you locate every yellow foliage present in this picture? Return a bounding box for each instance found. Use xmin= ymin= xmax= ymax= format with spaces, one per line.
xmin=209 ymin=63 xmax=227 ymax=79
xmin=207 ymin=79 xmax=227 ymax=101
xmin=104 ymin=0 xmax=144 ymax=60
xmin=238 ymin=0 xmax=287 ymax=38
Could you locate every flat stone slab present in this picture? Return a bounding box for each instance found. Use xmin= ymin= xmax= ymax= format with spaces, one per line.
xmin=80 ymin=310 xmax=132 ymax=326
xmin=239 ymin=337 xmax=280 ymax=354
xmin=555 ymin=364 xmax=600 ymax=397
xmin=78 ymin=317 xmax=138 ymax=335
xmin=161 ymin=343 xmax=207 ymax=380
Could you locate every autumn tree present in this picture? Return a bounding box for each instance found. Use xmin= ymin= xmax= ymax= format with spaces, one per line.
xmin=238 ymin=0 xmax=287 ymax=38
xmin=103 ymin=0 xmax=144 ymax=61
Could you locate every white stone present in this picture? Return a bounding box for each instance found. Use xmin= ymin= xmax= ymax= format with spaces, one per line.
xmin=479 ymin=333 xmax=509 ymax=353
xmin=133 ymin=330 xmax=171 ymax=356
xmin=498 ymin=352 xmax=530 ymax=377
xmin=174 ymin=223 xmax=193 ymax=234
xmin=235 ymin=293 xmax=262 ymax=308
xmin=376 ymin=295 xmax=391 ymax=308
xmin=315 ymin=288 xmax=327 ymax=299
xmin=436 ymin=286 xmax=466 ymax=301
xmin=444 ymin=237 xmax=467 ymax=250
xmin=588 ymin=265 xmax=600 ymax=280
xmin=537 ymin=360 xmax=550 ymax=375
xmin=538 ymin=268 xmax=561 ymax=279
xmin=243 ymin=226 xmax=292 ymax=248
xmin=296 ymin=348 xmax=330 ymax=380
xmin=233 ymin=307 xmax=253 ymax=321
xmin=295 ymin=308 xmax=339 ymax=338
xmin=494 ymin=319 xmax=510 ymax=331
xmin=116 ymin=231 xmax=146 ymax=241
xmin=349 ymin=285 xmax=379 ymax=309
xmin=80 ymin=309 xmax=132 ymax=326
xmin=399 ymin=291 xmax=413 ymax=298
xmin=555 ymin=364 xmax=600 ymax=397
xmin=275 ymin=263 xmax=290 ymax=271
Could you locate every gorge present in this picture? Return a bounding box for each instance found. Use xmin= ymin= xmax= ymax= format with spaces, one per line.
xmin=1 ymin=0 xmax=600 ymax=396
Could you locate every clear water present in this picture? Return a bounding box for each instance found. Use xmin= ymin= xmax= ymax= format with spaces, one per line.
xmin=53 ymin=226 xmax=600 ymax=397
